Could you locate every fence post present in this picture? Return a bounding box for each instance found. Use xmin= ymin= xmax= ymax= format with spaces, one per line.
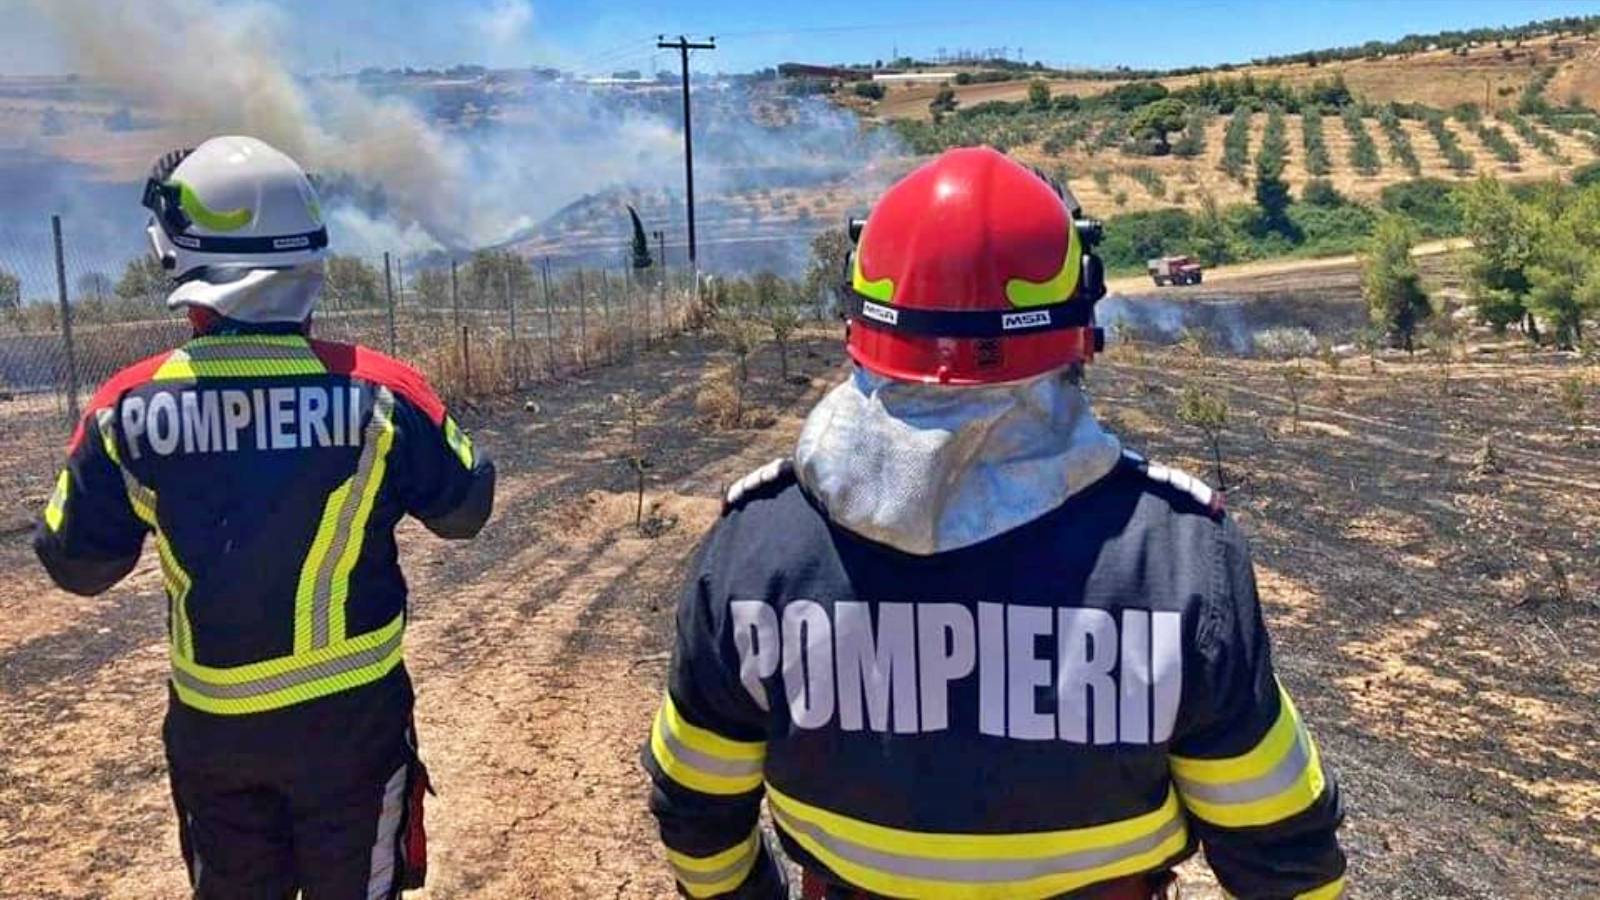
xmin=576 ymin=269 xmax=588 ymax=370
xmin=52 ymin=215 xmax=79 ymax=423
xmin=599 ymin=269 xmax=613 ymax=365
xmin=541 ymin=258 xmax=556 ymax=377
xmin=383 ymin=251 xmax=396 ymax=355
xmin=451 ymin=259 xmax=465 ymax=372
xmin=504 ymin=267 xmax=518 ymax=390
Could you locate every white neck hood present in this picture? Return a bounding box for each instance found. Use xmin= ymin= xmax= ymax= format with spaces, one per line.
xmin=794 ymin=367 xmax=1122 ymax=556
xmin=164 ymin=262 xmax=324 ymax=324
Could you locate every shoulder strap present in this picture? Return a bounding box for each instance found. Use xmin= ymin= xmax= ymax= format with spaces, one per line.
xmin=1121 ymin=449 xmax=1225 ymax=518
xmin=723 ymin=458 xmax=796 ymax=514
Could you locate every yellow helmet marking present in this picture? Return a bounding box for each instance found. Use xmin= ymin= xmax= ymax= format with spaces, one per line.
xmin=172 ymin=180 xmax=253 ymax=233
xmin=852 ymin=243 xmax=896 ymax=303
xmin=1006 ymin=220 xmax=1082 ymax=308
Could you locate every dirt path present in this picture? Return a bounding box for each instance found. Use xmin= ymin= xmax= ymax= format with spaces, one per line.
xmin=1106 ymin=238 xmax=1471 ymax=296
xmin=1 ymin=321 xmax=1596 ymax=898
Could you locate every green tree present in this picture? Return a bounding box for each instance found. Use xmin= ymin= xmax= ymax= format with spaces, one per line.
xmin=1190 ymin=193 xmax=1236 ymax=266
xmin=1027 ymin=79 xmax=1052 ymax=111
xmin=0 ymin=268 xmax=20 ymax=313
xmin=414 ymin=268 xmax=450 ymax=308
xmin=115 ymin=255 xmax=171 ymax=305
xmin=804 ymin=227 xmax=851 ymax=315
xmin=1253 ymin=151 xmax=1293 ymax=236
xmin=463 ymin=250 xmax=532 ymax=307
xmin=324 ymin=255 xmax=383 ymax=308
xmin=1526 ymin=191 xmax=1600 ymax=347
xmin=929 ymin=86 xmax=959 ymax=119
xmin=1458 ymin=175 xmax=1537 ymax=332
xmin=1361 ymin=215 xmax=1431 ymax=351
xmin=1127 ymin=98 xmax=1189 ymax=155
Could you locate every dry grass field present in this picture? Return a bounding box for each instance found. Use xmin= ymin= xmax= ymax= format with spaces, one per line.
xmin=1 ymin=251 xmax=1596 ymax=898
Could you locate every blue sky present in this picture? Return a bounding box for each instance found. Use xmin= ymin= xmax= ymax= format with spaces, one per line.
xmin=3 ymin=0 xmax=1598 ymax=76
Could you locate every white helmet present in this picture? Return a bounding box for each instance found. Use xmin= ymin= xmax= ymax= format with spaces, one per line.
xmin=143 ymin=135 xmax=328 ymax=323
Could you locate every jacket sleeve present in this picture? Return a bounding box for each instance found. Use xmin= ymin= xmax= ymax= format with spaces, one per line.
xmin=1169 ymin=518 xmax=1346 ymax=899
xmin=34 ymin=408 xmax=147 ymax=596
xmin=390 ymin=394 xmax=495 ymax=539
xmin=642 ymin=525 xmax=785 ymax=899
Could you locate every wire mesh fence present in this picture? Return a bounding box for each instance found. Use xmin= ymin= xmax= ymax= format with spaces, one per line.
xmin=0 ymin=214 xmax=706 ymax=425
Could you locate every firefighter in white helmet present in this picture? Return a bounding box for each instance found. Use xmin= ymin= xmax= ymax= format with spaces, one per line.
xmin=37 ymin=136 xmax=495 ymax=898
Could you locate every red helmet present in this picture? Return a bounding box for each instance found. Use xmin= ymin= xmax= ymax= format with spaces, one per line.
xmin=845 ymin=147 xmax=1105 ymax=385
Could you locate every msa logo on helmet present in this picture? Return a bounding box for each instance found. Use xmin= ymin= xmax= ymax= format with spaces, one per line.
xmin=1001 ymin=310 xmax=1053 ymax=331
xmin=860 ymin=302 xmax=899 ymax=326
xmin=273 ymin=236 xmax=312 ymax=250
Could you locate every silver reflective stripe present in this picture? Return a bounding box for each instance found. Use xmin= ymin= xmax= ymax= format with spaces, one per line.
xmin=176 ymin=341 xmax=321 ymax=363
xmin=656 ymin=717 xmax=764 ymax=779
xmin=1174 ymin=723 xmax=1313 ymax=806
xmin=769 ymin=804 xmax=1184 ymax=884
xmin=674 ymin=835 xmax=760 ymax=887
xmin=367 ymin=764 xmax=408 ymax=900
xmin=311 ymin=387 xmax=392 ymax=649
xmin=170 ymin=625 xmax=402 ymax=700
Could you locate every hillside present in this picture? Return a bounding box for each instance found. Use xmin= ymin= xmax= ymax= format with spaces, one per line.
xmin=871 ymin=32 xmax=1600 ymax=121
xmin=844 ymin=31 xmax=1600 ymax=218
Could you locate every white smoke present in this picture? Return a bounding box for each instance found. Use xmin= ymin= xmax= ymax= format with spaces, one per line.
xmin=473 ymin=0 xmax=535 ymax=47
xmin=29 ymin=0 xmax=508 ymax=248
xmin=24 ymin=0 xmax=904 ymax=271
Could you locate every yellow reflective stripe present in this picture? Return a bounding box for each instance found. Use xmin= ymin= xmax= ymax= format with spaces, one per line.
xmin=294 ymin=389 xmax=396 ymax=653
xmin=649 ymin=694 xmax=766 ymax=796
xmin=44 ymin=469 xmax=69 ymax=532
xmin=444 ymin=416 xmax=475 ymax=468
xmin=767 ymin=784 xmax=1188 ymax=900
xmin=851 ymin=246 xmax=895 ymax=302
xmin=97 ymin=409 xmax=194 ymax=660
xmin=1171 ymin=683 xmax=1328 ymax=828
xmin=1005 ymin=216 xmax=1082 ymax=307
xmin=171 ymin=179 xmax=252 ymax=232
xmin=665 ymin=830 xmax=760 ymax=898
xmin=154 ymin=359 xmax=328 ymax=380
xmin=170 ymin=615 xmax=405 ymax=715
xmin=155 ymin=336 xmax=326 ymax=381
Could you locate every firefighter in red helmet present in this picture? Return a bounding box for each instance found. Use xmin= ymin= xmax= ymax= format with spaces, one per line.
xmin=643 ymin=147 xmax=1346 ymax=899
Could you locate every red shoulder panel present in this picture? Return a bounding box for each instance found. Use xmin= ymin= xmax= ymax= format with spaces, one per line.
xmin=310 ymin=340 xmax=448 ymax=425
xmin=67 ymin=351 xmax=173 ymax=453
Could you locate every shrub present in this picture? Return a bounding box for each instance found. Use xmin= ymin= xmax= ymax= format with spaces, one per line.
xmin=1300 ymin=178 xmax=1344 ymax=207
xmin=1377 ymin=106 xmax=1422 ymax=176
xmin=1127 ymin=166 xmax=1167 ymax=199
xmin=1220 ymin=107 xmax=1251 ymax=180
xmin=1423 ymin=112 xmax=1476 ymax=175
xmin=1497 ymin=109 xmax=1566 ymax=162
xmin=1300 ymin=108 xmax=1331 ymax=176
xmin=852 ymin=81 xmax=886 ymax=100
xmin=1099 ymin=208 xmax=1196 ymax=270
xmin=1172 ymin=107 xmax=1210 ymax=158
xmin=1361 ymin=214 xmax=1430 ymax=351
xmin=1475 ymin=123 xmax=1522 ymax=165
xmin=1379 ymin=179 xmax=1462 ymax=237
xmin=1341 ymin=107 xmax=1382 ymax=175
xmin=1176 ymin=383 xmax=1229 ymax=489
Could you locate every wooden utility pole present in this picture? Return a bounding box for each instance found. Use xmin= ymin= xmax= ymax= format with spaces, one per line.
xmin=657 ymin=35 xmax=715 ymax=271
